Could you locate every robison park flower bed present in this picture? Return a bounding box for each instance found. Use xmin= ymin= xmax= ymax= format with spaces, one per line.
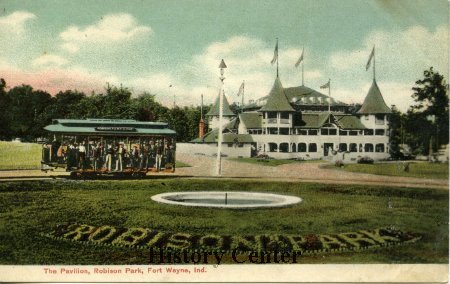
xmin=0 ymin=179 xmax=447 ymax=264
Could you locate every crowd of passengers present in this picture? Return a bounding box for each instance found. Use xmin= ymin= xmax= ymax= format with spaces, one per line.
xmin=42 ymin=138 xmax=175 ymax=172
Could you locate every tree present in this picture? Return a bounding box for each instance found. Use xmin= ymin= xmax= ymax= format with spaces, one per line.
xmin=0 ymin=79 xmax=11 ymax=139
xmin=6 ymin=85 xmax=52 ymax=140
xmin=411 ymin=67 xmax=449 ymax=148
xmin=388 ymin=105 xmax=403 ymax=159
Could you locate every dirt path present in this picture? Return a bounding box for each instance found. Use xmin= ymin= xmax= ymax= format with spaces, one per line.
xmin=175 ymin=153 xmax=448 ymax=189
xmin=0 ymin=153 xmax=447 ymax=189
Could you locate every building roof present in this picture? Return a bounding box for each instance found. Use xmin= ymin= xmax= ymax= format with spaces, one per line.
xmin=259 ymin=77 xmax=295 ymax=112
xmin=297 ymin=113 xmax=331 ymax=128
xmin=205 ymin=92 xmax=235 ymax=117
xmin=357 ymin=79 xmax=392 ymax=114
xmin=284 ymin=85 xmax=344 ymax=106
xmin=191 ymin=131 xmax=253 ymax=144
xmin=239 ymin=112 xmax=262 ymax=129
xmin=334 ymin=115 xmax=366 ymax=129
xmin=44 ymin=119 xmax=176 ymax=136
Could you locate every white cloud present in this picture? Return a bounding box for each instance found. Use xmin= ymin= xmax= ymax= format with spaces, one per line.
xmin=32 ymin=54 xmax=69 ymax=68
xmin=330 ymin=25 xmax=448 ymax=77
xmin=60 ymin=13 xmax=152 ymax=53
xmin=0 ymin=11 xmax=36 ymax=35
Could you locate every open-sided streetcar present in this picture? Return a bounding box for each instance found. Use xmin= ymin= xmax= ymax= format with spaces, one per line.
xmin=41 ymin=119 xmax=176 ymax=178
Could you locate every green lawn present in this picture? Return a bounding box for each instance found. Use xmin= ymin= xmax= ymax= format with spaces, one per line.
xmin=326 ymin=162 xmax=449 ymax=180
xmin=0 ymin=141 xmax=42 ymax=170
xmin=0 ymin=179 xmax=447 ymax=264
xmin=229 ymin=157 xmax=324 ymax=167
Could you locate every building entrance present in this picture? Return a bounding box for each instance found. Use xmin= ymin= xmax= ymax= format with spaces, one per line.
xmin=324 ymin=143 xmax=334 ymax=156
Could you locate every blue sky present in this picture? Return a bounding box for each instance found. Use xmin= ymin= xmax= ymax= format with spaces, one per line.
xmin=0 ymin=0 xmax=448 ymax=111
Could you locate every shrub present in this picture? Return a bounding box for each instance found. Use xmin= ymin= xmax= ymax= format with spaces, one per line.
xmin=357 ymin=156 xmax=374 ymax=164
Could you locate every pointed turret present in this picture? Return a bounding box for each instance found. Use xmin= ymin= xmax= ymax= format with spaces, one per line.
xmin=206 ymin=92 xmax=235 ymax=117
xmin=357 ymin=79 xmax=391 ymax=114
xmin=259 ymin=77 xmax=295 ymax=112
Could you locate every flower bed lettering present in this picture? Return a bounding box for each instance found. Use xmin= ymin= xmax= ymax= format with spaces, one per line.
xmin=44 ymin=223 xmax=421 ymax=255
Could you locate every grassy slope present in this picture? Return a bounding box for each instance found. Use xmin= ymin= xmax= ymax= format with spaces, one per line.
xmin=327 ymin=162 xmax=449 ymax=180
xmin=0 ymin=142 xmax=42 ymax=170
xmin=0 ymin=179 xmax=447 ymax=264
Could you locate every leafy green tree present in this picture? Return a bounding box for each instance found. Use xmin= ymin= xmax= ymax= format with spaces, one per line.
xmin=49 ymin=90 xmax=86 ymax=119
xmin=132 ymin=92 xmax=168 ymax=121
xmin=103 ymin=84 xmax=133 ymax=118
xmin=411 ymin=67 xmax=449 ymax=148
xmin=7 ymin=85 xmax=52 ymax=140
xmin=388 ymin=105 xmax=403 ymax=159
xmin=0 ymin=78 xmax=11 ymax=139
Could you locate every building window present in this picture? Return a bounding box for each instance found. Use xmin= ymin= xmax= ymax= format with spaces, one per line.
xmin=291 ymin=143 xmax=297 ymax=152
xmin=349 ymin=143 xmax=357 ymax=152
xmin=375 ymin=143 xmax=385 ymax=152
xmin=267 ymin=112 xmax=277 ymax=123
xmin=364 ymin=129 xmax=374 ymax=135
xmin=349 ymin=130 xmax=358 ymax=136
xmin=298 ymin=129 xmax=307 ymax=135
xmin=279 ymin=143 xmax=289 ymax=153
xmin=298 ymin=143 xmax=307 ymax=152
xmin=364 ymin=144 xmax=374 ymax=152
xmin=375 ymin=114 xmax=384 ymax=125
xmin=309 ymin=143 xmax=317 ymax=152
xmin=268 ymin=143 xmax=278 ymax=152
xmin=339 ymin=143 xmax=347 ymax=152
xmin=268 ymin=128 xmax=278 ymax=135
xmin=375 ymin=129 xmax=385 ymax=135
xmin=279 ymin=128 xmax=289 ymax=135
xmin=339 ymin=130 xmax=348 ymax=136
xmin=321 ymin=128 xmax=337 ymax=135
xmin=308 ymin=129 xmax=318 ymax=135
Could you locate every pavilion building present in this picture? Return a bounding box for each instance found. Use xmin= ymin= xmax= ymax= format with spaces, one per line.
xmin=192 ymin=75 xmax=391 ymax=161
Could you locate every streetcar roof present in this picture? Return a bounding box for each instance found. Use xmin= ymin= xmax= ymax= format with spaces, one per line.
xmin=44 ymin=119 xmax=176 ymax=136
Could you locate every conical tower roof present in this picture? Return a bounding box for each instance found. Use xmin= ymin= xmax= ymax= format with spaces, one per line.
xmin=357 ymin=79 xmax=391 ymax=114
xmin=259 ymin=77 xmax=295 ymax=112
xmin=205 ymin=91 xmax=235 ymax=117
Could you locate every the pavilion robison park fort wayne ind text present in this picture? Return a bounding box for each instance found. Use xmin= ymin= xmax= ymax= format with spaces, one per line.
xmin=181 ymin=43 xmax=402 ymax=163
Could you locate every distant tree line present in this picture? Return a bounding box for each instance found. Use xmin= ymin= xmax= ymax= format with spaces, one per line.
xmin=0 ymin=67 xmax=447 ymax=156
xmin=0 ymin=80 xmax=209 ymax=143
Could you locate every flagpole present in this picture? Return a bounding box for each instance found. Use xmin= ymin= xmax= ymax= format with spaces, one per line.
xmin=328 ymin=79 xmax=331 ymax=113
xmin=328 ymin=79 xmax=331 ymax=124
xmin=242 ymin=80 xmax=245 ymax=110
xmin=302 ymin=47 xmax=304 ymax=86
xmin=373 ymin=45 xmax=376 ymax=80
xmin=276 ymin=38 xmax=279 ymax=78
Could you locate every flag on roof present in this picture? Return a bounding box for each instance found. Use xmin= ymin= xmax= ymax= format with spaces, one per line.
xmin=294 ymin=48 xmax=304 ymax=67
xmin=270 ymin=40 xmax=278 ymax=65
xmin=366 ymin=46 xmax=375 ymax=71
xmin=237 ymin=81 xmax=244 ymax=96
xmin=320 ymin=80 xmax=330 ymax=89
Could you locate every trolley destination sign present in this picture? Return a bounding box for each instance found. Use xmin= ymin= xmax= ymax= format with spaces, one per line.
xmin=95 ymin=127 xmax=136 ymax=132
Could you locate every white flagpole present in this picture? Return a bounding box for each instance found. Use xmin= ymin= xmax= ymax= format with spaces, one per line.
xmin=373 ymin=45 xmax=376 ymax=80
xmin=302 ymin=47 xmax=304 ymax=86
xmin=242 ymin=80 xmax=245 ymax=108
xmin=328 ymin=79 xmax=331 ymax=113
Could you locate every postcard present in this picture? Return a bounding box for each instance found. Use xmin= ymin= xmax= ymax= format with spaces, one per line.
xmin=0 ymin=0 xmax=448 ymax=282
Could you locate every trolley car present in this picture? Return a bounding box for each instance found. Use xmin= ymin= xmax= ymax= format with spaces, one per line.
xmin=41 ymin=119 xmax=176 ymax=178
